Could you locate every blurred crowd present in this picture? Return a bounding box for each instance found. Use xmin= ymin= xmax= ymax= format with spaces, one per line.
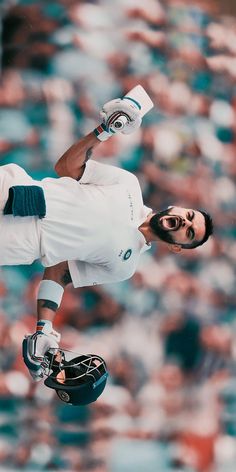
xmin=0 ymin=0 xmax=236 ymax=471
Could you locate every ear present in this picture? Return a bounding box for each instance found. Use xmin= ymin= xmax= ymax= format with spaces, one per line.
xmin=167 ymin=243 xmax=182 ymax=253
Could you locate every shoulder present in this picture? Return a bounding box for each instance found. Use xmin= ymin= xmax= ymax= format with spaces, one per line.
xmin=80 ymin=160 xmax=141 ymax=188
xmin=109 ymin=251 xmax=137 ymax=282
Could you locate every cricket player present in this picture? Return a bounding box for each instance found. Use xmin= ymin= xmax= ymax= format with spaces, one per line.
xmin=0 ymin=94 xmax=212 ymax=380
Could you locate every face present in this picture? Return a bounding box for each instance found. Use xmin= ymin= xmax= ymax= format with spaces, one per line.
xmin=151 ymin=206 xmax=206 ymax=247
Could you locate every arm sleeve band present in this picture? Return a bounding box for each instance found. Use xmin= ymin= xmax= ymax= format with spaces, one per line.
xmin=37 ymin=280 xmax=64 ymax=308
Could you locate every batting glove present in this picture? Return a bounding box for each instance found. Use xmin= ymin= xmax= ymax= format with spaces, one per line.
xmin=22 ymin=320 xmax=61 ymax=381
xmin=94 ymin=97 xmax=142 ymax=141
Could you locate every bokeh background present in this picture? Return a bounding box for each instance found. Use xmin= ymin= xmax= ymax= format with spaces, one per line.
xmin=0 ymin=0 xmax=236 ymax=471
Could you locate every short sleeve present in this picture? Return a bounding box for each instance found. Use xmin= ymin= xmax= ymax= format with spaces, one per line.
xmin=68 ymin=259 xmax=135 ymax=288
xmin=79 ymin=160 xmax=138 ymax=186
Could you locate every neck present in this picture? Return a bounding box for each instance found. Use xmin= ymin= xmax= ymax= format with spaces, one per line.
xmin=138 ymin=212 xmax=156 ymax=244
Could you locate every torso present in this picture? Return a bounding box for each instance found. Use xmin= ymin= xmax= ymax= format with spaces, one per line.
xmin=39 ymin=175 xmax=149 ymax=270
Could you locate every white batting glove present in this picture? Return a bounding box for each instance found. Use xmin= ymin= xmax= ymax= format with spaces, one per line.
xmin=94 ymin=97 xmax=142 ymax=141
xmin=101 ymin=97 xmax=142 ymax=133
xmin=22 ymin=320 xmax=61 ymax=381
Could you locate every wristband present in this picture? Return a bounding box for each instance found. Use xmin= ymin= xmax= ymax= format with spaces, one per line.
xmin=37 ymin=280 xmax=64 ymax=308
xmin=93 ymin=123 xmax=114 ymax=142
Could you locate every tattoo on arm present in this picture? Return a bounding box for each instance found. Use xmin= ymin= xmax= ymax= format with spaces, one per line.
xmin=85 ymin=146 xmax=93 ymax=163
xmin=61 ymin=269 xmax=72 ymax=286
xmin=40 ymin=300 xmax=58 ymax=312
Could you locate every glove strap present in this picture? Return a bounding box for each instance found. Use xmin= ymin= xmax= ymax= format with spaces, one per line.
xmin=36 ymin=319 xmax=52 ymax=335
xmin=36 ymin=319 xmax=61 ymax=343
xmin=94 ymin=123 xmax=114 ymax=142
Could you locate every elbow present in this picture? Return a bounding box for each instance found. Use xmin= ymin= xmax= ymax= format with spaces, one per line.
xmin=54 ymin=160 xmax=64 ymax=177
xmin=55 ymin=159 xmax=84 ymax=180
xmin=54 ymin=154 xmax=70 ymax=177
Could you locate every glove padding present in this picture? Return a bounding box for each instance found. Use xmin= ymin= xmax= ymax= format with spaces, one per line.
xmin=100 ymin=98 xmax=142 ymax=135
xmin=22 ymin=321 xmax=61 ymax=381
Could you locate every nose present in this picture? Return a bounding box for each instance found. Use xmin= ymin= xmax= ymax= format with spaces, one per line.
xmin=181 ymin=218 xmax=192 ymax=228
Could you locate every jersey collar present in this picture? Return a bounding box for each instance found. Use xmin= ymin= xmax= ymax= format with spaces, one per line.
xmin=138 ymin=205 xmax=152 ymax=253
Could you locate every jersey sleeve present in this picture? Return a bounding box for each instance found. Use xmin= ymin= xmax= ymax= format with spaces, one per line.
xmin=68 ymin=259 xmax=135 ymax=288
xmin=79 ymin=160 xmax=138 ymax=186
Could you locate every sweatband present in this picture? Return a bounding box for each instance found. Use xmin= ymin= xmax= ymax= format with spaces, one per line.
xmin=94 ymin=123 xmax=114 ymax=142
xmin=37 ymin=280 xmax=64 ymax=308
xmin=3 ymin=185 xmax=46 ymax=218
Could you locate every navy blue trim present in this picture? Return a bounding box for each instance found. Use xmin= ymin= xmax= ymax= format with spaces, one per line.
xmin=122 ymin=96 xmax=141 ymax=110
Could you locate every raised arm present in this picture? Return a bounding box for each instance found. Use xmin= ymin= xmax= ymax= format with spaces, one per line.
xmin=54 ymin=95 xmax=142 ymax=179
xmin=55 ymin=131 xmax=100 ymax=180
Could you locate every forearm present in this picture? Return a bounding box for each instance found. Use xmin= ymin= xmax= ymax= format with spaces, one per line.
xmin=54 ymin=92 xmax=144 ymax=180
xmin=37 ymin=261 xmax=72 ymax=323
xmin=54 ymin=132 xmax=100 ymax=179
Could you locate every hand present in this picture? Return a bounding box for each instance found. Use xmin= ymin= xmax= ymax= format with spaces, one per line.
xmin=22 ymin=320 xmax=61 ymax=381
xmin=100 ymin=98 xmax=142 ymax=135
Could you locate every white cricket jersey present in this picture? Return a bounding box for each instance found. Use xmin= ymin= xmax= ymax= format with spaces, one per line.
xmin=0 ymin=162 xmax=152 ymax=287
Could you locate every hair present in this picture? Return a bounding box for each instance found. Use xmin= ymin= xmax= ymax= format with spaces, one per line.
xmin=179 ymin=210 xmax=213 ymax=249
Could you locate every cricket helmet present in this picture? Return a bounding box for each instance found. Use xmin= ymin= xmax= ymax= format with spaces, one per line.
xmin=43 ymin=349 xmax=108 ymax=406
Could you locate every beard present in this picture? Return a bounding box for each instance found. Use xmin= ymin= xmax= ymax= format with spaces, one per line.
xmin=149 ymin=208 xmax=176 ymax=244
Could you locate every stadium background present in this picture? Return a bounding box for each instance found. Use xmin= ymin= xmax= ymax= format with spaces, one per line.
xmin=0 ymin=0 xmax=236 ymax=471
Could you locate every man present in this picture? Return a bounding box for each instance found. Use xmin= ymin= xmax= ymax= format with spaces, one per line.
xmin=0 ymin=95 xmax=212 ymax=379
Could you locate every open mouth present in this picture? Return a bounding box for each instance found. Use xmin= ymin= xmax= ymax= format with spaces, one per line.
xmin=159 ymin=215 xmax=182 ymax=231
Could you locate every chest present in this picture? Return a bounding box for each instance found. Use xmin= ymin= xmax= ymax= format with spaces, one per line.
xmin=104 ymin=182 xmax=144 ymax=228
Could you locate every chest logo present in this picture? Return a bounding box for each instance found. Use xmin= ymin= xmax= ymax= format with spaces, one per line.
xmin=123 ymin=249 xmax=132 ymax=261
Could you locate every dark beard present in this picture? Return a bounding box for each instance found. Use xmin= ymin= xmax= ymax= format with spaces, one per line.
xmin=149 ymin=208 xmax=175 ymax=244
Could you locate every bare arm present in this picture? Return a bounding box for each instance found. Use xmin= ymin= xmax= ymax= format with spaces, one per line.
xmin=37 ymin=261 xmax=72 ymax=323
xmin=23 ymin=262 xmax=72 ymax=380
xmin=54 ymin=132 xmax=101 ymax=180
xmin=54 ymin=93 xmax=144 ymax=179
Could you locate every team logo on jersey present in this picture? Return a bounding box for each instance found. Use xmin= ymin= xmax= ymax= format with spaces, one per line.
xmin=123 ymin=249 xmax=132 ymax=261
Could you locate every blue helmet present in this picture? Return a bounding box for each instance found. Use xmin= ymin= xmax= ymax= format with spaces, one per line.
xmin=44 ymin=349 xmax=108 ymax=406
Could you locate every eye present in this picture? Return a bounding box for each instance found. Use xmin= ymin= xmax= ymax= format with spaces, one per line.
xmin=188 ymin=228 xmax=195 ymax=240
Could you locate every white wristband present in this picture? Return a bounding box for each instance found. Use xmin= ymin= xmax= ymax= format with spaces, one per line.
xmin=37 ymin=280 xmax=64 ymax=308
